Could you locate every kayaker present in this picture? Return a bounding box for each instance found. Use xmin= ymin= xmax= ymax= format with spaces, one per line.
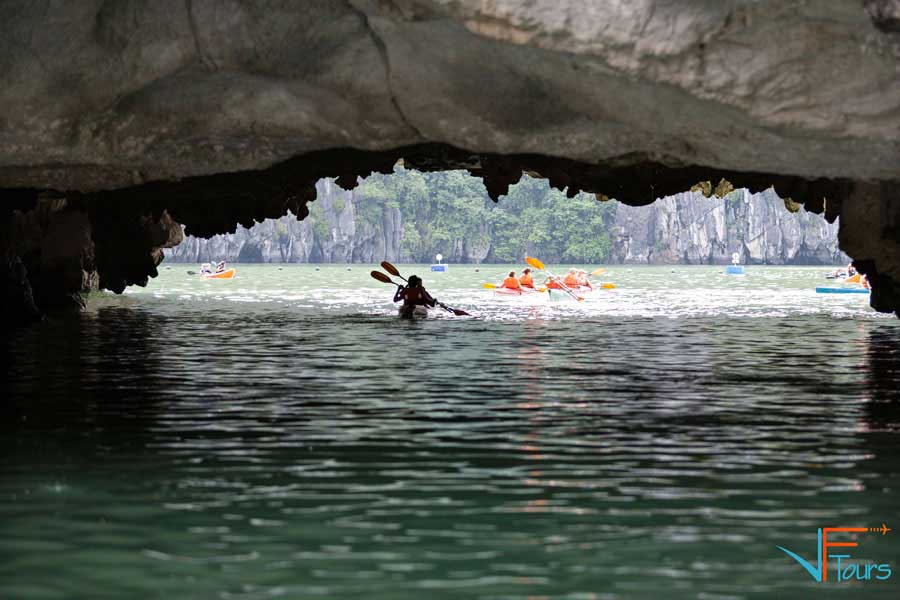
xmin=200 ymin=263 xmax=211 ymax=275
xmin=500 ymin=271 xmax=522 ymax=291
xmin=563 ymin=268 xmax=580 ymax=288
xmin=394 ymin=275 xmax=436 ymax=317
xmin=519 ymin=268 xmax=535 ymax=289
xmin=577 ymin=270 xmax=593 ymax=290
xmin=215 ymin=260 xmax=226 ymax=273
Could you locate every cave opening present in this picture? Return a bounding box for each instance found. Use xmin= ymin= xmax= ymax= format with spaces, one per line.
xmin=2 ymin=145 xmax=896 ymax=321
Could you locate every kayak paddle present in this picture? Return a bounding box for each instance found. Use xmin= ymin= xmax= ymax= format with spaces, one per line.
xmin=590 ymin=267 xmax=607 ymax=276
xmin=524 ymin=256 xmax=584 ymax=301
xmin=482 ymin=282 xmax=497 ymax=289
xmin=371 ymin=270 xmax=402 ymax=286
xmin=381 ymin=261 xmax=406 ymax=281
xmin=379 ymin=261 xmax=471 ymax=316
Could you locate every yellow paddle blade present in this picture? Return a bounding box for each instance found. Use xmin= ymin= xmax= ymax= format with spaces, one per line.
xmin=591 ymin=267 xmax=606 ymax=276
xmin=525 ymin=256 xmax=545 ymax=271
xmin=482 ymin=283 xmax=497 ymax=289
xmin=601 ymin=283 xmax=616 ymax=289
xmin=380 ymin=261 xmax=401 ymax=277
xmin=537 ymin=286 xmax=547 ymax=293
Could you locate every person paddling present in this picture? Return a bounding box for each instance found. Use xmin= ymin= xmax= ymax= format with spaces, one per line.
xmin=519 ymin=268 xmax=535 ymax=289
xmin=394 ymin=275 xmax=437 ymax=317
xmin=500 ymin=271 xmax=522 ymax=291
xmin=563 ymin=268 xmax=580 ymax=288
xmin=576 ymin=269 xmax=593 ymax=290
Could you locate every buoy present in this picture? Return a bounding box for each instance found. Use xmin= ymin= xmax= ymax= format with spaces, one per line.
xmin=726 ymin=252 xmax=745 ymax=275
xmin=430 ymin=252 xmax=447 ymax=272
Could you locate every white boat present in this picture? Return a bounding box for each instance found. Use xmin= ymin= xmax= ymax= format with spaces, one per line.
xmin=398 ymin=305 xmax=431 ymax=319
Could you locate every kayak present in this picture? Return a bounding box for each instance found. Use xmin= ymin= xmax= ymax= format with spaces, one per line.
xmin=201 ymin=268 xmax=236 ymax=279
xmin=398 ymin=304 xmax=431 ymax=318
xmin=815 ymin=286 xmax=869 ymax=294
xmin=493 ymin=288 xmax=543 ymax=297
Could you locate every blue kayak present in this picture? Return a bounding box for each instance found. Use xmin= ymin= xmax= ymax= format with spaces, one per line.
xmin=815 ymin=286 xmax=869 ymax=294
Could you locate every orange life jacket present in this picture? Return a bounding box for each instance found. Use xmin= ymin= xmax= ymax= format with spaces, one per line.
xmin=563 ymin=274 xmax=579 ymax=287
xmin=501 ymin=277 xmax=521 ymax=290
xmin=547 ymin=279 xmax=562 ymax=289
xmin=519 ymin=274 xmax=534 ymax=288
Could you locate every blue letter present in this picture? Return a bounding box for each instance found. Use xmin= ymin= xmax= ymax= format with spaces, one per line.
xmin=832 ymin=555 xmax=851 ymax=582
xmin=776 ymin=529 xmax=823 ymax=582
xmin=876 ymin=564 xmax=892 ymax=580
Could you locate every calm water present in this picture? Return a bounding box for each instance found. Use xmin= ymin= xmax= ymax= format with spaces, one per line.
xmin=3 ymin=264 xmax=899 ymax=599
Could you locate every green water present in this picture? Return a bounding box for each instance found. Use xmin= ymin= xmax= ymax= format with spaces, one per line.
xmin=3 ymin=264 xmax=899 ymax=599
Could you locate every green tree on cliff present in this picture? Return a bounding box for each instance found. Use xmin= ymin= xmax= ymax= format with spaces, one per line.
xmin=353 ymin=168 xmax=616 ymax=263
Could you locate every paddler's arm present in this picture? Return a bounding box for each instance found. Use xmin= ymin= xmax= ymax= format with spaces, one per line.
xmin=393 ymin=285 xmax=405 ymax=303
xmin=423 ymin=290 xmax=437 ymax=307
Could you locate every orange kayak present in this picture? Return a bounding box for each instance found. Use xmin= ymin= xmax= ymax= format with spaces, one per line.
xmin=201 ymin=268 xmax=236 ymax=279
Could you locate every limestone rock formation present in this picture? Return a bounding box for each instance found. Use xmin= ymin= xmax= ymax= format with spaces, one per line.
xmin=167 ymin=183 xmax=846 ymax=266
xmin=611 ymin=189 xmax=847 ymax=265
xmin=0 ymin=1 xmax=898 ymax=316
xmin=168 ymin=179 xmax=403 ymax=264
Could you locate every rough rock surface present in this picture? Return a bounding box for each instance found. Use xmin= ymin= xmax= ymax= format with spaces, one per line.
xmin=0 ymin=1 xmax=898 ymax=315
xmin=611 ymin=189 xmax=847 ymax=265
xmin=1 ymin=0 xmax=898 ymax=189
xmin=168 ymin=179 xmax=403 ymax=264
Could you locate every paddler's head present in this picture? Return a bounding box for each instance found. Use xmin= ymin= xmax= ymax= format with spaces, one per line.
xmin=407 ymin=275 xmax=422 ymax=288
xmin=508 ymin=271 xmax=516 ymax=278
xmin=523 ymin=268 xmax=531 ymax=275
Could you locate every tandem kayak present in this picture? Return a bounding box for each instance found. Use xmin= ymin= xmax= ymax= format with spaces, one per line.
xmin=201 ymin=268 xmax=236 ymax=279
xmin=815 ymin=286 xmax=869 ymax=294
xmin=493 ymin=288 xmax=543 ymax=297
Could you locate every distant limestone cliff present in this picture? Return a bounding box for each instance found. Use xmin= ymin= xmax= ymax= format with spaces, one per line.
xmin=165 ymin=173 xmax=846 ymax=266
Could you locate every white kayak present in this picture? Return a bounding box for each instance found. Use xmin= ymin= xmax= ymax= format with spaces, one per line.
xmin=398 ymin=305 xmax=431 ymax=319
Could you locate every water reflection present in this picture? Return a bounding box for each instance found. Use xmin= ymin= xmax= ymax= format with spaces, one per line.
xmin=2 ymin=307 xmax=899 ymax=598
